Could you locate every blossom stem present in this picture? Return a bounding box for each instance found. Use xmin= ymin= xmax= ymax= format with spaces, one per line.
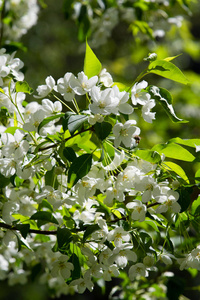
xmin=53 ymin=93 xmax=75 ymax=113
xmin=127 ymin=68 xmax=149 ymax=92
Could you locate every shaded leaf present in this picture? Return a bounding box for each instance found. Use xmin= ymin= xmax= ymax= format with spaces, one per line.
xmin=94 ymin=122 xmax=112 ymax=140
xmin=177 ymin=187 xmax=192 ymax=213
xmin=30 ymin=211 xmax=58 ymax=225
xmin=15 ymin=224 xmax=30 ymax=239
xmin=63 ymin=147 xmax=77 ymax=162
xmin=68 ymin=114 xmax=88 ymax=135
xmin=83 ymin=224 xmax=100 ymax=242
xmin=68 ymin=153 xmax=92 ymax=188
xmin=57 ymin=227 xmax=73 ymax=249
xmin=38 ymin=113 xmax=64 ymax=133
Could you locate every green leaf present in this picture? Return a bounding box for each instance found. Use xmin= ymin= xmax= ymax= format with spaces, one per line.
xmin=57 ymin=227 xmax=73 ymax=249
xmin=83 ymin=224 xmax=100 ymax=242
xmin=163 ymin=161 xmax=189 ymax=183
xmin=38 ymin=113 xmax=64 ymax=133
xmin=63 ymin=0 xmax=74 ymax=18
xmin=195 ymin=169 xmax=200 ymax=183
xmin=169 ymin=137 xmax=200 ymax=148
xmin=15 ymin=224 xmax=30 ymax=239
xmin=134 ymin=149 xmax=161 ymax=163
xmin=148 ymin=86 xmax=188 ymax=123
xmin=15 ymin=81 xmax=33 ymax=94
xmin=63 ymin=147 xmax=77 ymax=162
xmin=144 ymin=219 xmax=160 ymax=232
xmin=68 ymin=114 xmax=88 ymax=135
xmin=131 ymin=20 xmax=154 ymax=39
xmin=177 ymin=187 xmax=192 ymax=213
xmin=164 ymin=55 xmax=182 ymax=62
xmin=112 ymin=82 xmax=130 ymax=92
xmin=62 ymin=111 xmax=75 ymax=132
xmin=0 ymin=88 xmax=5 ymax=94
xmin=45 ymin=167 xmax=56 ymax=187
xmin=68 ymin=153 xmax=92 ymax=188
xmin=0 ymin=173 xmax=10 ymax=188
xmin=69 ymin=253 xmax=81 ymax=280
xmin=16 ymin=234 xmax=32 ymax=251
xmin=152 ymin=142 xmax=195 ymax=162
xmin=94 ymin=122 xmax=112 ymax=141
xmin=4 ymin=126 xmax=24 ymax=134
xmin=77 ymin=5 xmax=91 ymax=42
xmin=30 ymin=211 xmax=58 ymax=225
xmin=148 ymin=60 xmax=189 ymax=84
xmin=191 ymin=195 xmax=200 ymax=215
xmin=84 ymin=40 xmax=102 ymax=78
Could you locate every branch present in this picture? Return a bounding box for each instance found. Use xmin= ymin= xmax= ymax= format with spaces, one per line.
xmin=0 ymin=222 xmax=57 ymax=235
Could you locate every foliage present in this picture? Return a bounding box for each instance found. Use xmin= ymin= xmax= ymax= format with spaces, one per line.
xmin=0 ymin=1 xmax=199 ymax=300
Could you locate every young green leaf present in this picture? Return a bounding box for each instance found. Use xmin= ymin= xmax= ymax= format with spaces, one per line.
xmin=15 ymin=81 xmax=33 ymax=94
xmin=134 ymin=149 xmax=161 ymax=163
xmin=152 ymin=142 xmax=195 ymax=162
xmin=68 ymin=153 xmax=92 ymax=188
xmin=148 ymin=60 xmax=189 ymax=84
xmin=163 ymin=161 xmax=189 ymax=183
xmin=84 ymin=40 xmax=102 ymax=78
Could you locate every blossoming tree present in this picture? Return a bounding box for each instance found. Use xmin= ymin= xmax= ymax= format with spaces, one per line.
xmin=0 ymin=1 xmax=200 ymax=299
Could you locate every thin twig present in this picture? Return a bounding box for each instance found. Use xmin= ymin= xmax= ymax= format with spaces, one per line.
xmin=38 ymin=126 xmax=93 ymax=152
xmin=0 ymin=222 xmax=57 ymax=235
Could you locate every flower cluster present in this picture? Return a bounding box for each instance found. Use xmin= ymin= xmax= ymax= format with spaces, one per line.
xmin=0 ymin=45 xmax=199 ymax=299
xmin=0 ymin=0 xmax=39 ymax=42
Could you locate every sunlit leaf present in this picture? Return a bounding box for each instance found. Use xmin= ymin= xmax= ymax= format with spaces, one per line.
xmin=15 ymin=81 xmax=33 ymax=94
xmin=84 ymin=40 xmax=102 ymax=78
xmin=163 ymin=161 xmax=189 ymax=183
xmin=148 ymin=60 xmax=189 ymax=84
xmin=152 ymin=142 xmax=195 ymax=162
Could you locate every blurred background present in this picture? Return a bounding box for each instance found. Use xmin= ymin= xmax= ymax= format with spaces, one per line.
xmin=0 ymin=0 xmax=200 ymax=299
